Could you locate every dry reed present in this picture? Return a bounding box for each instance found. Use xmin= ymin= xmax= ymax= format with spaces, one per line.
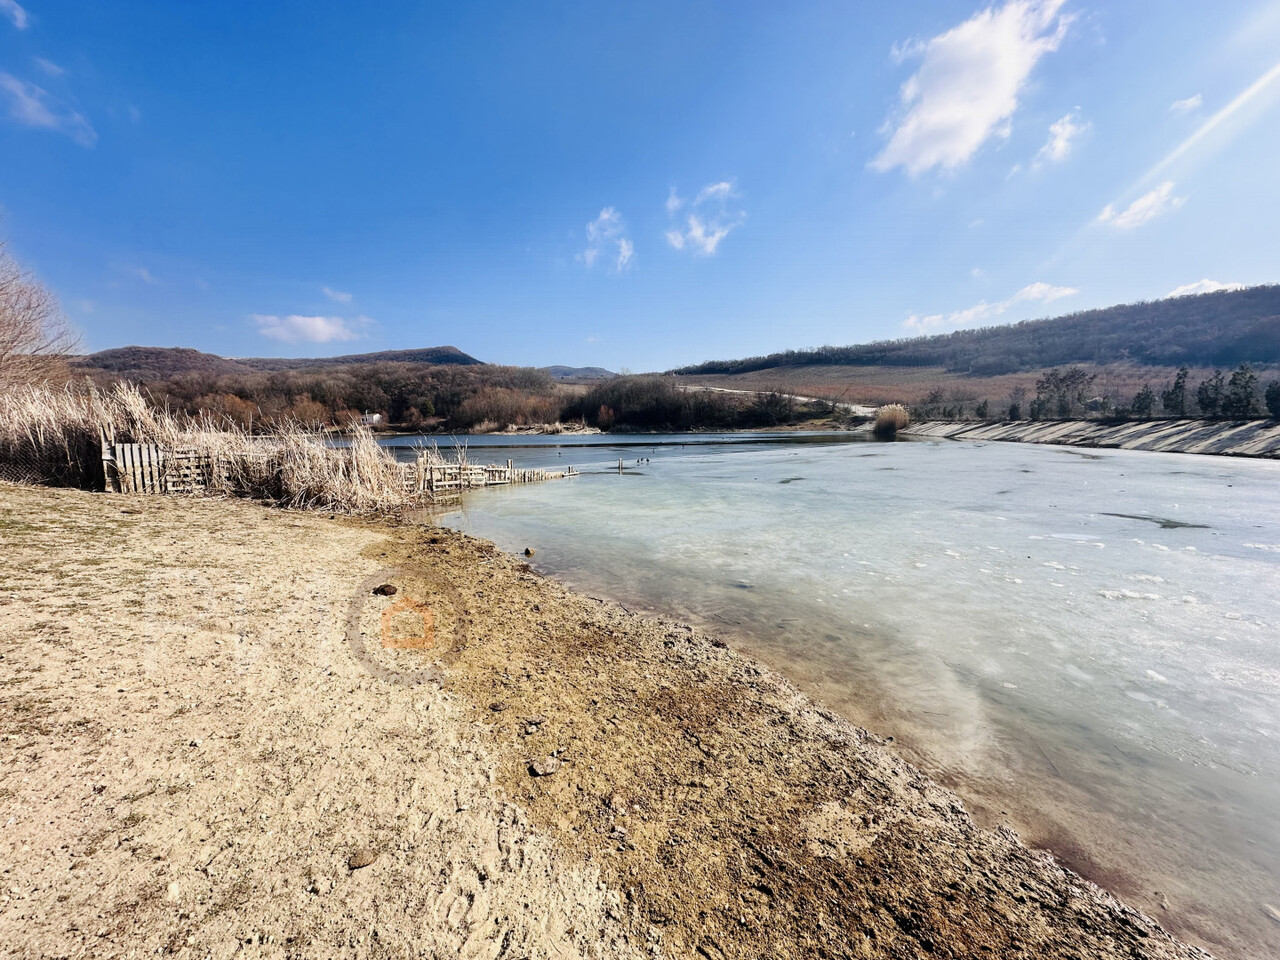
xmin=0 ymin=381 xmax=439 ymax=512
xmin=873 ymin=403 xmax=911 ymax=439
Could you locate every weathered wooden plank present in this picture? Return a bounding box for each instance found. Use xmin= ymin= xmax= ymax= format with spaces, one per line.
xmin=120 ymin=444 xmax=132 ymax=493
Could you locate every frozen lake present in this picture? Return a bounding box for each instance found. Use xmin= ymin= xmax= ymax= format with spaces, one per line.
xmin=430 ymin=434 xmax=1280 ymax=959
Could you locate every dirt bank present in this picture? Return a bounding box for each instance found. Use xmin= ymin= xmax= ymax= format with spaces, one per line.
xmin=0 ymin=483 xmax=1212 ymax=958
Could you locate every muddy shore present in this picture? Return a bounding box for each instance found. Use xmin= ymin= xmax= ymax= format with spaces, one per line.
xmin=0 ymin=483 xmax=1213 ymax=958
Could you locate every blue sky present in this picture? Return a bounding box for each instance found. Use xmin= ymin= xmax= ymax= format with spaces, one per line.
xmin=2 ymin=1 xmax=1278 ymax=371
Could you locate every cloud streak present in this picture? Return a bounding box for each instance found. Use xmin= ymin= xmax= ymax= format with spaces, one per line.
xmin=873 ymin=0 xmax=1072 ymax=176
xmin=253 ymin=314 xmax=367 ymax=343
xmin=322 ymin=286 xmax=352 ymax=303
xmin=0 ymin=0 xmax=28 ymax=30
xmin=1097 ymin=181 xmax=1185 ymax=229
xmin=0 ymin=72 xmax=96 ymax=145
xmin=1169 ymin=94 xmax=1202 ymax=114
xmin=1144 ymin=60 xmax=1280 ymax=184
xmin=904 ymin=281 xmax=1078 ymax=332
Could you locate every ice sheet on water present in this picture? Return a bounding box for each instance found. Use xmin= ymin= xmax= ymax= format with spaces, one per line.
xmin=439 ymin=434 xmax=1280 ymax=940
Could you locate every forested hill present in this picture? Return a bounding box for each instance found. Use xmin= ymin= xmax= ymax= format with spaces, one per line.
xmin=674 ymin=286 xmax=1280 ymax=376
xmin=72 ymin=345 xmax=482 ymax=380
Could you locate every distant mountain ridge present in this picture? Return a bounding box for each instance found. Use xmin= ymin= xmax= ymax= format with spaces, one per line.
xmin=73 ymin=345 xmax=483 ymax=380
xmin=673 ymin=285 xmax=1280 ymax=376
xmin=541 ymin=365 xmax=615 ymax=380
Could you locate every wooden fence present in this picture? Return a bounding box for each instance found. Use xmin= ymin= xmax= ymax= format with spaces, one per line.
xmin=401 ymin=457 xmax=575 ymax=497
xmin=100 ymin=435 xmax=575 ymax=498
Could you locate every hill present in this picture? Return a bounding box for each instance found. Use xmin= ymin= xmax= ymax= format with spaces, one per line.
xmin=673 ymin=286 xmax=1280 ymax=376
xmin=239 ymin=346 xmax=483 ymax=371
xmin=72 ymin=345 xmax=483 ymax=380
xmin=72 ymin=347 xmax=256 ymax=379
xmin=540 ymin=365 xmax=615 ymax=380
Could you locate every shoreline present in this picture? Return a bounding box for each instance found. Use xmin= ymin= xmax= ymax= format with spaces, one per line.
xmin=0 ymin=483 xmax=1216 ymax=958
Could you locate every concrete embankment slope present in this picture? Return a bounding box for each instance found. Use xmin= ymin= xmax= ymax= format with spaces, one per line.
xmin=906 ymin=417 xmax=1280 ymax=458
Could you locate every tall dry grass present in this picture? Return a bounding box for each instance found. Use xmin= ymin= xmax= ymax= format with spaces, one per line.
xmin=873 ymin=403 xmax=911 ymax=439
xmin=0 ymin=381 xmax=429 ymax=512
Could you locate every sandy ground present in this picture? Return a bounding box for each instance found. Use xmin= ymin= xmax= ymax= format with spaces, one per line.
xmin=0 ymin=483 xmax=1213 ymax=959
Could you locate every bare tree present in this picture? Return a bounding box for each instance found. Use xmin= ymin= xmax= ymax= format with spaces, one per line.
xmin=0 ymin=242 xmax=79 ymax=389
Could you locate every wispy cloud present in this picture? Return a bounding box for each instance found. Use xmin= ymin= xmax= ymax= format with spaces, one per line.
xmin=131 ymin=266 xmax=158 ymax=285
xmin=904 ymin=281 xmax=1078 ymax=332
xmin=0 ymin=72 xmax=96 ymax=146
xmin=33 ymin=57 xmax=63 ymax=77
xmin=1165 ymin=279 xmax=1244 ymax=298
xmin=1097 ymin=181 xmax=1185 ymax=229
xmin=252 ymin=314 xmax=367 ymax=344
xmin=579 ymin=206 xmax=633 ymax=272
xmin=0 ymin=0 xmax=28 ymax=30
xmin=665 ymin=180 xmax=745 ymax=256
xmin=1035 ymin=110 xmax=1088 ymax=165
xmin=1169 ymin=94 xmax=1202 ymax=115
xmin=322 ymin=286 xmax=352 ymax=303
xmin=665 ymin=188 xmax=683 ymax=215
xmin=616 ymin=238 xmax=634 ymax=271
xmin=872 ymin=0 xmax=1072 ymax=176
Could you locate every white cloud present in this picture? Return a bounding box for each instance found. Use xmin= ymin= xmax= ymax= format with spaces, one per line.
xmin=1035 ymin=110 xmax=1089 ymax=164
xmin=579 ymin=206 xmax=633 ymax=273
xmin=904 ymin=281 xmax=1078 ymax=332
xmin=1169 ymin=94 xmax=1202 ymax=114
xmin=322 ymin=286 xmax=352 ymax=303
xmin=1165 ymin=279 xmax=1245 ymax=298
xmin=131 ymin=266 xmax=158 ymax=285
xmin=0 ymin=0 xmax=28 ymax=30
xmin=252 ymin=314 xmax=364 ymax=343
xmin=873 ymin=0 xmax=1072 ymax=176
xmin=33 ymin=57 xmax=63 ymax=77
xmin=0 ymin=72 xmax=96 ymax=145
xmin=665 ymin=188 xmax=683 ymax=215
xmin=666 ymin=180 xmax=745 ymax=256
xmin=1097 ymin=181 xmax=1185 ymax=229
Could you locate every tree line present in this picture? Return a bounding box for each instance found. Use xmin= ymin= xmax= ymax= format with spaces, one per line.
xmin=911 ymin=364 xmax=1280 ymax=422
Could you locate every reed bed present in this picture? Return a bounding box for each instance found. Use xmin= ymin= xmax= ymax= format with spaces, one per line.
xmin=0 ymin=382 xmax=440 ymax=512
